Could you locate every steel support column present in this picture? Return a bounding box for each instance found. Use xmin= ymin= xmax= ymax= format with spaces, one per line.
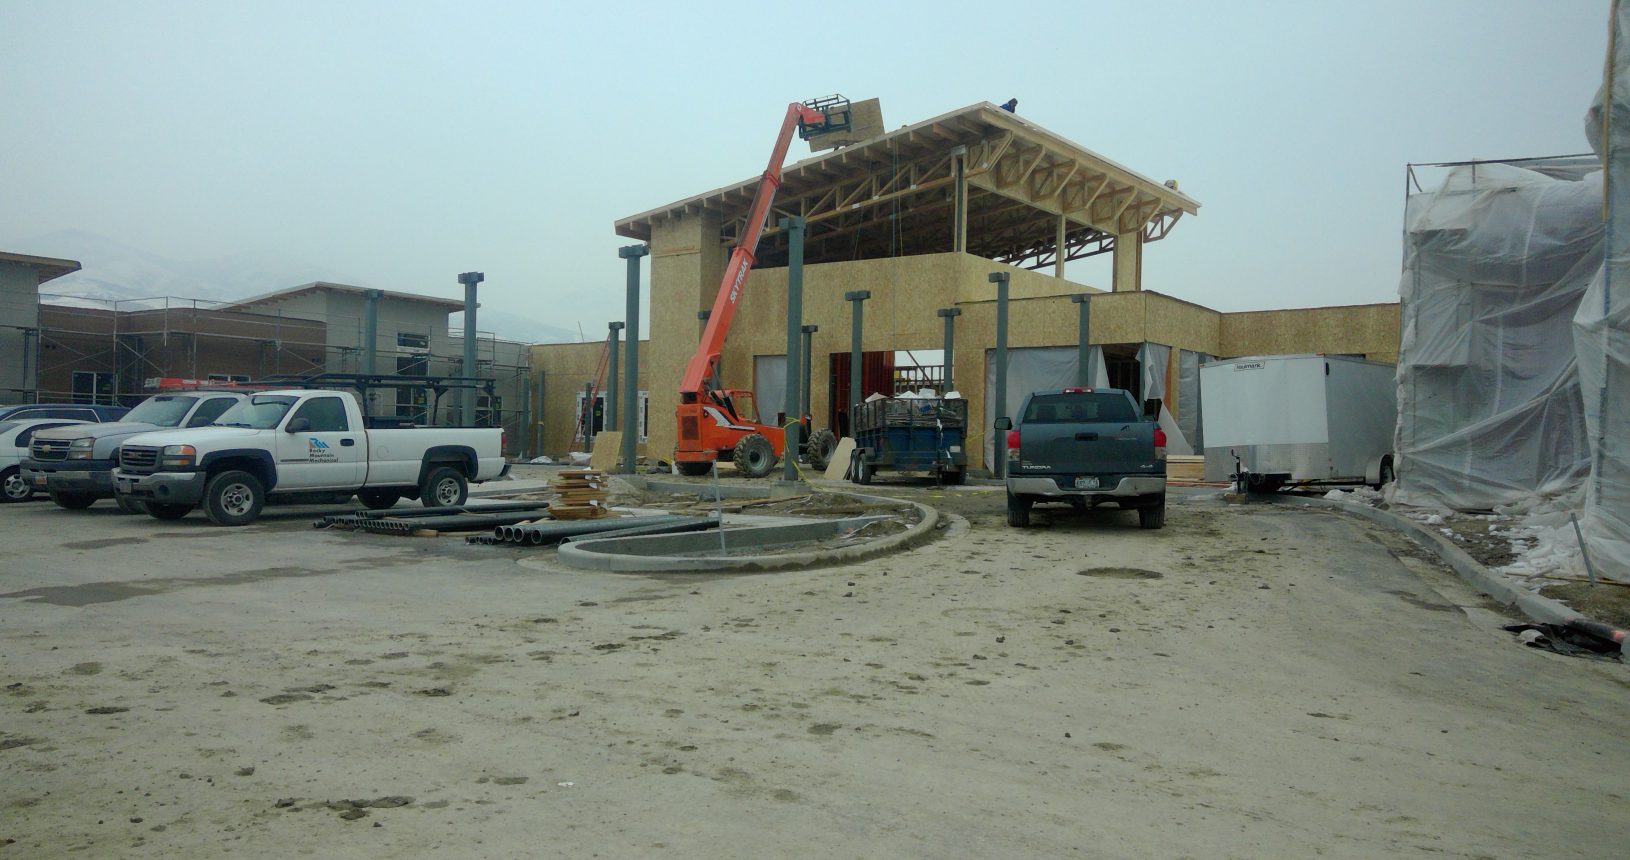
xmin=606 ymin=321 xmax=623 ymax=432
xmin=1071 ymin=293 xmax=1091 ymax=388
xmin=989 ymin=272 xmax=1010 ymax=479
xmin=800 ymin=324 xmax=817 ymax=425
xmin=781 ymin=216 xmax=806 ymax=481
xmin=458 ymin=272 xmax=484 ymax=426
xmin=617 ymin=244 xmax=648 ymax=474
xmin=936 ymin=307 xmax=961 ymax=391
xmin=844 ymin=290 xmax=871 ymax=430
xmin=362 ymin=288 xmax=381 ymax=418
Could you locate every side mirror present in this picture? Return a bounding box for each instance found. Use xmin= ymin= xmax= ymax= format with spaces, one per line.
xmin=285 ymin=417 xmax=311 ymax=434
xmin=994 ymin=417 xmax=1012 ymax=431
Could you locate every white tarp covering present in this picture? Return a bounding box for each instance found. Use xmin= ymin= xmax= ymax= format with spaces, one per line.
xmin=1574 ymin=3 xmax=1630 ymax=580
xmin=1392 ymin=163 xmax=1602 ymax=511
xmin=1178 ymin=349 xmax=1209 ymax=452
xmin=984 ymin=347 xmax=1078 ymax=468
xmin=1136 ymin=342 xmax=1195 ymax=456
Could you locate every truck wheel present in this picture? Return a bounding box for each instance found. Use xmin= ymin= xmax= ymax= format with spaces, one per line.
xmin=675 ymin=461 xmax=713 ymax=477
xmin=203 ymin=470 xmax=265 ymax=526
xmin=1006 ymin=491 xmax=1032 ymax=527
xmin=1 ymin=467 xmax=32 ymax=502
xmin=48 ymin=490 xmax=96 ymax=510
xmin=732 ymin=433 xmax=777 ymax=479
xmin=114 ymin=495 xmax=148 ymax=515
xmin=357 ymin=489 xmax=402 ymax=510
xmin=941 ymin=468 xmax=966 ymax=486
xmin=1137 ymin=497 xmax=1166 ymax=530
xmin=421 ymin=466 xmax=468 ymax=508
xmin=805 ymin=428 xmax=838 ymax=471
xmin=146 ymin=502 xmax=192 ymax=521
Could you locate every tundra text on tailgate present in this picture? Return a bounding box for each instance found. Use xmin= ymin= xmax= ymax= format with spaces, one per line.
xmin=998 ymin=388 xmax=1167 ymax=529
xmin=111 ymin=389 xmax=507 ymax=526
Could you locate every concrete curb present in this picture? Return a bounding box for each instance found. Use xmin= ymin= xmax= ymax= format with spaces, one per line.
xmin=1268 ymin=495 xmax=1581 ymax=626
xmin=556 ymin=490 xmax=940 ymax=573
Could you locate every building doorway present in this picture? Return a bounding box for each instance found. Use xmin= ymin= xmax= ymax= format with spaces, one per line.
xmin=828 ymin=350 xmax=895 ymax=437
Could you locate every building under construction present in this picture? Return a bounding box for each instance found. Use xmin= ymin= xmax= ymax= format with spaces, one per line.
xmin=531 ymin=100 xmax=1400 ymax=470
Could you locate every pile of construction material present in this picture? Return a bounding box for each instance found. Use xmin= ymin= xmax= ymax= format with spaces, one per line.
xmin=314 ymin=501 xmax=554 ymax=536
xmin=470 ymin=513 xmax=720 ymax=546
xmin=548 ymin=469 xmax=615 ymax=520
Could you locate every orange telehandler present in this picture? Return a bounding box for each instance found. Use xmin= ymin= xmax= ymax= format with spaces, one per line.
xmin=672 ymin=97 xmax=849 ymax=477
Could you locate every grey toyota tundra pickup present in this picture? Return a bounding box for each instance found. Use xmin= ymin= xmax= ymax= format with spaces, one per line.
xmin=996 ymin=387 xmax=1167 ymax=529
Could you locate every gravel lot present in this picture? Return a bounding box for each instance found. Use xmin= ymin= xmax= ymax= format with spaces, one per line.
xmin=2 ymin=486 xmax=1627 ymax=858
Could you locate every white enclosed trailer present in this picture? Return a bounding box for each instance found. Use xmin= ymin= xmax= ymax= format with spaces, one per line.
xmin=1200 ymin=354 xmax=1397 ymax=492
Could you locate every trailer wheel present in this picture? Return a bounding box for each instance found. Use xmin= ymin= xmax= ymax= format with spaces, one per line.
xmin=941 ymin=468 xmax=965 ymax=486
xmin=805 ymin=428 xmax=838 ymax=471
xmin=852 ymin=451 xmax=873 ymax=485
xmin=203 ymin=469 xmax=265 ymax=526
xmin=732 ymin=433 xmax=777 ymax=479
xmin=1376 ymin=456 xmax=1396 ymax=489
xmin=421 ymin=466 xmax=468 ymax=508
xmin=48 ymin=490 xmax=96 ymax=510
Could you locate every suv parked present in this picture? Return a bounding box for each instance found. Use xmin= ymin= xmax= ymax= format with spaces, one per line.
xmin=113 ymin=389 xmax=506 ymax=525
xmin=22 ymin=392 xmax=247 ymax=512
xmin=996 ymin=387 xmax=1167 ymax=529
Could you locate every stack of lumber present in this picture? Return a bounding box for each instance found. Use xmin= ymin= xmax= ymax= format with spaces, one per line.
xmin=1166 ymin=455 xmax=1207 ymax=485
xmin=548 ymin=469 xmax=616 ymax=520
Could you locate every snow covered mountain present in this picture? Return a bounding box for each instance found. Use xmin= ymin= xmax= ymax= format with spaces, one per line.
xmin=11 ymin=230 xmax=574 ymax=343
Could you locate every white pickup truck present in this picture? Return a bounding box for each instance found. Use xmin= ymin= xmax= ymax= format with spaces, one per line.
xmin=111 ymin=389 xmax=507 ymax=525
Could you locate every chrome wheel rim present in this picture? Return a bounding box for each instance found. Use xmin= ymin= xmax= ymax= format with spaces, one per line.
xmin=435 ymin=478 xmax=460 ymax=506
xmin=220 ymin=482 xmax=254 ymax=517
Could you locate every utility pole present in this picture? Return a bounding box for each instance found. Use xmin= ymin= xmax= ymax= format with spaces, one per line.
xmin=458 ymin=272 xmax=484 ymax=427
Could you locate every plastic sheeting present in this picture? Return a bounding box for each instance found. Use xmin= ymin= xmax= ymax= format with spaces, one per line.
xmin=1574 ymin=2 xmax=1630 ymax=580
xmin=1136 ymin=342 xmax=1195 ymax=456
xmin=1177 ymin=350 xmax=1209 ymax=452
xmin=1391 ymin=163 xmax=1602 ymax=510
xmin=984 ymin=347 xmax=1079 ymax=468
xmin=753 ymin=354 xmax=787 ymax=425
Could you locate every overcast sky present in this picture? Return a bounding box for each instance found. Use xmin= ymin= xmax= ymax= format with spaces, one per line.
xmin=0 ymin=1 xmax=1611 ymax=338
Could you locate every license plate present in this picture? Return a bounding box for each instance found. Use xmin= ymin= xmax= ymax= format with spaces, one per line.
xmin=1073 ymin=477 xmax=1100 ymax=489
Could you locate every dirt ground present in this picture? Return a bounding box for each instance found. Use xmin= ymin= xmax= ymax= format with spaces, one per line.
xmin=2 ymin=485 xmax=1628 ymax=858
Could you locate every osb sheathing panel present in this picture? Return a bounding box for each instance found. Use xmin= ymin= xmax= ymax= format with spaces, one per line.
xmin=645 ymin=212 xmax=726 ymax=461
xmin=1219 ymin=303 xmax=1400 ymax=363
xmin=526 ymin=341 xmax=650 ymax=459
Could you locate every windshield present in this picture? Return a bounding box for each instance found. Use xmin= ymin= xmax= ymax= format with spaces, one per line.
xmin=123 ymin=395 xmax=199 ymax=427
xmin=213 ymin=395 xmax=297 ymax=429
xmin=1022 ymin=392 xmax=1140 ymax=424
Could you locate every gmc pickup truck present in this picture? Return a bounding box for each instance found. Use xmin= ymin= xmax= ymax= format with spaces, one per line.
xmin=23 ymin=391 xmax=249 ymax=513
xmin=112 ymin=389 xmax=507 ymax=526
xmin=996 ymin=387 xmax=1166 ymax=529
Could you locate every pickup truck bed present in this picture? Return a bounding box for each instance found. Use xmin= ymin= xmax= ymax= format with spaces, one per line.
xmin=1001 ymin=388 xmax=1167 ymax=529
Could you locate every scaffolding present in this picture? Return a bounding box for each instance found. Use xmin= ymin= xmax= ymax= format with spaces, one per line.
xmin=11 ymin=293 xmax=534 ymax=457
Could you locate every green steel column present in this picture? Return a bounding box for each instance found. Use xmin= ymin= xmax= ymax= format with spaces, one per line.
xmin=844 ymin=290 xmax=871 ymax=432
xmin=936 ymin=307 xmax=961 ymax=391
xmin=458 ymin=272 xmax=484 ymax=427
xmin=1072 ymin=293 xmax=1091 ymax=388
xmin=800 ymin=324 xmax=817 ymax=424
xmin=606 ymin=321 xmax=623 ymax=431
xmin=617 ymin=244 xmax=648 ymax=474
xmin=989 ymin=272 xmax=1010 ymax=479
xmin=781 ymin=216 xmax=805 ymax=481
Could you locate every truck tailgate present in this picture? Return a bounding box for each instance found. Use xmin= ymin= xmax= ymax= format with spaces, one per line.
xmin=1021 ymin=421 xmax=1154 ymax=474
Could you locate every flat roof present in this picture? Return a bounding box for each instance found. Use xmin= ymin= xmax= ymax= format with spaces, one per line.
xmin=615 ymin=101 xmax=1200 ymax=270
xmin=0 ymin=251 xmax=82 ymax=284
xmin=222 ymin=281 xmax=468 ymax=312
